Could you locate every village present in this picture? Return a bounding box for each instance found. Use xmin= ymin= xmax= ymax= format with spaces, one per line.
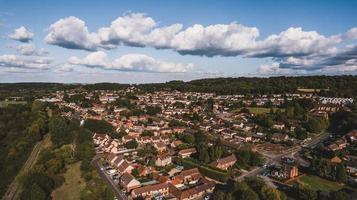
xmin=39 ymin=88 xmax=357 ymax=200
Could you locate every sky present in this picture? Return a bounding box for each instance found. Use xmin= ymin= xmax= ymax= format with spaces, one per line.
xmin=0 ymin=0 xmax=357 ymax=83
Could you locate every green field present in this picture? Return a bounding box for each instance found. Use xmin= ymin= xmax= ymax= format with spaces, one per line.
xmin=289 ymin=175 xmax=345 ymax=192
xmin=236 ymin=107 xmax=285 ymax=114
xmin=52 ymin=162 xmax=86 ymax=200
xmin=0 ymin=101 xmax=27 ymax=108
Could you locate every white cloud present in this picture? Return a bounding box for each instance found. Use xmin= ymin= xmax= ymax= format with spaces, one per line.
xmin=249 ymin=27 xmax=341 ymax=58
xmin=16 ymin=44 xmax=48 ymax=56
xmin=68 ymin=51 xmax=193 ymax=73
xmin=44 ymin=13 xmax=357 ymax=75
xmin=45 ymin=16 xmax=100 ymax=51
xmin=9 ymin=26 xmax=34 ymax=42
xmin=0 ymin=54 xmax=52 ymax=69
xmin=345 ymin=27 xmax=357 ymax=40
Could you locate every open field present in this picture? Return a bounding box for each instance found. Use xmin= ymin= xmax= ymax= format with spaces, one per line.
xmin=52 ymin=162 xmax=86 ymax=200
xmin=287 ymin=175 xmax=345 ymax=192
xmin=0 ymin=101 xmax=27 ymax=108
xmin=236 ymin=107 xmax=285 ymax=115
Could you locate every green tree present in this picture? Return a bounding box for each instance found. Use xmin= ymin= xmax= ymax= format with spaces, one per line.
xmin=335 ymin=163 xmax=347 ymax=183
xmin=125 ymin=140 xmax=138 ymax=149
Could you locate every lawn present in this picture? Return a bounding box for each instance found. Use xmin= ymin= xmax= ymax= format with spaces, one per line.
xmin=0 ymin=100 xmax=27 ymax=108
xmin=288 ymin=175 xmax=345 ymax=192
xmin=236 ymin=107 xmax=285 ymax=115
xmin=52 ymin=162 xmax=86 ymax=200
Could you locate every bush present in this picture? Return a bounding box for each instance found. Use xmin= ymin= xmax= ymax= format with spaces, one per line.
xmin=180 ymin=158 xmax=230 ymax=182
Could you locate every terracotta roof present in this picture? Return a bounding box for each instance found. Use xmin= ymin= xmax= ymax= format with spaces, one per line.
xmin=132 ymin=182 xmax=168 ymax=195
xmin=181 ymin=168 xmax=200 ymax=178
xmin=178 ymin=148 xmax=197 ymax=155
xmin=117 ymin=160 xmax=130 ymax=173
xmin=121 ymin=172 xmax=135 ymax=185
xmin=210 ymin=154 xmax=237 ymax=167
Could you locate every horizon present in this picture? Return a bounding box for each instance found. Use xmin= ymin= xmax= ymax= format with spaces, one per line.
xmin=1 ymin=0 xmax=357 ymax=83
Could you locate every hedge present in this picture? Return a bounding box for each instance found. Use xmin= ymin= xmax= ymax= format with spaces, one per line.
xmin=179 ymin=158 xmax=231 ymax=182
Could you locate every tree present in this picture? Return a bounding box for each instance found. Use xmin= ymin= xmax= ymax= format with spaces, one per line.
xmin=335 ymin=163 xmax=347 ymax=183
xmin=209 ymin=139 xmax=224 ymax=161
xmin=260 ymin=185 xmax=282 ymax=200
xmin=125 ymin=140 xmax=138 ymax=149
xmin=330 ymin=190 xmax=349 ymax=200
xmin=295 ymin=127 xmax=308 ymax=140
xmin=22 ymin=183 xmax=47 ymax=200
xmin=49 ymin=116 xmax=72 ymax=146
xmin=295 ymin=183 xmax=317 ymax=200
xmin=146 ymin=106 xmax=162 ymax=115
xmin=212 ymin=190 xmax=226 ymax=200
xmin=28 ymin=122 xmax=41 ymax=141
xmin=141 ymin=130 xmax=154 ymax=137
xmin=305 ymin=116 xmax=329 ymax=133
xmin=183 ymin=134 xmax=195 ymax=144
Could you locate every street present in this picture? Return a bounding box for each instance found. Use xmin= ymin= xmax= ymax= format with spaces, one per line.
xmin=92 ymin=157 xmax=128 ymax=200
xmin=235 ymin=132 xmax=331 ymax=182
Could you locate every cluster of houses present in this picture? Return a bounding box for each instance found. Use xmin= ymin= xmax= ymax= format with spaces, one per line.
xmin=39 ymin=88 xmax=357 ymax=198
xmin=325 ymin=130 xmax=357 ymax=181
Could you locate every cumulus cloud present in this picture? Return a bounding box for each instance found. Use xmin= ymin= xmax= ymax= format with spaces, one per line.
xmin=68 ymin=51 xmax=193 ymax=73
xmin=9 ymin=26 xmax=34 ymax=42
xmin=45 ymin=16 xmax=100 ymax=51
xmin=0 ymin=54 xmax=52 ymax=69
xmin=15 ymin=44 xmax=48 ymax=56
xmin=44 ymin=13 xmax=357 ymax=75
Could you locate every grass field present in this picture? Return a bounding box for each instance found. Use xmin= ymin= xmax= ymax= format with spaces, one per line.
xmin=236 ymin=107 xmax=285 ymax=115
xmin=0 ymin=101 xmax=27 ymax=108
xmin=288 ymin=175 xmax=345 ymax=192
xmin=52 ymin=162 xmax=86 ymax=200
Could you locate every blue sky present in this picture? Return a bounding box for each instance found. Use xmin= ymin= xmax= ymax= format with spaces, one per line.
xmin=0 ymin=0 xmax=357 ymax=83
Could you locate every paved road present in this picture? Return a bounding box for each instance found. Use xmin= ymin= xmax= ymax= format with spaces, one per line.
xmin=4 ymin=140 xmax=44 ymax=200
xmin=235 ymin=167 xmax=264 ymax=182
xmin=92 ymin=157 xmax=128 ymax=200
xmin=235 ymin=132 xmax=331 ymax=182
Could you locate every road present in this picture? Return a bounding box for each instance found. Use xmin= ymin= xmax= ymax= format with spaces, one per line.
xmin=235 ymin=167 xmax=263 ymax=182
xmin=235 ymin=132 xmax=331 ymax=182
xmin=4 ymin=140 xmax=44 ymax=200
xmin=92 ymin=157 xmax=128 ymax=200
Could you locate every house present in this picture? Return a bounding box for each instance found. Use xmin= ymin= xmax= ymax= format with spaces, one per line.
xmin=271 ymin=133 xmax=289 ymax=143
xmin=181 ymin=168 xmax=202 ymax=184
xmin=327 ymin=139 xmax=347 ymax=152
xmin=284 ymin=164 xmax=298 ymax=179
xmin=154 ymin=142 xmax=167 ymax=152
xmin=137 ymin=165 xmax=149 ymax=177
xmin=330 ymin=156 xmax=342 ymax=164
xmin=171 ymin=140 xmax=183 ymax=148
xmin=335 ymin=139 xmax=347 ymax=149
xmin=155 ymin=153 xmax=172 ymax=166
xmin=234 ymin=133 xmax=253 ymax=142
xmin=168 ymin=176 xmax=215 ymax=200
xmin=210 ymin=154 xmax=237 ymax=170
xmin=346 ymin=130 xmax=357 ymax=142
xmin=120 ymin=172 xmax=141 ymax=192
xmin=273 ymin=123 xmax=285 ymax=130
xmin=178 ymin=148 xmax=197 ymax=158
xmin=131 ymin=183 xmax=169 ymax=199
xmin=117 ymin=160 xmax=134 ymax=175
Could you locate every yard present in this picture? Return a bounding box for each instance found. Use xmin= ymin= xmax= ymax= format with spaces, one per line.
xmin=179 ymin=158 xmax=231 ymax=182
xmin=0 ymin=100 xmax=27 ymax=108
xmin=52 ymin=162 xmax=86 ymax=200
xmin=287 ymin=175 xmax=346 ymax=192
xmin=236 ymin=107 xmax=285 ymax=115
